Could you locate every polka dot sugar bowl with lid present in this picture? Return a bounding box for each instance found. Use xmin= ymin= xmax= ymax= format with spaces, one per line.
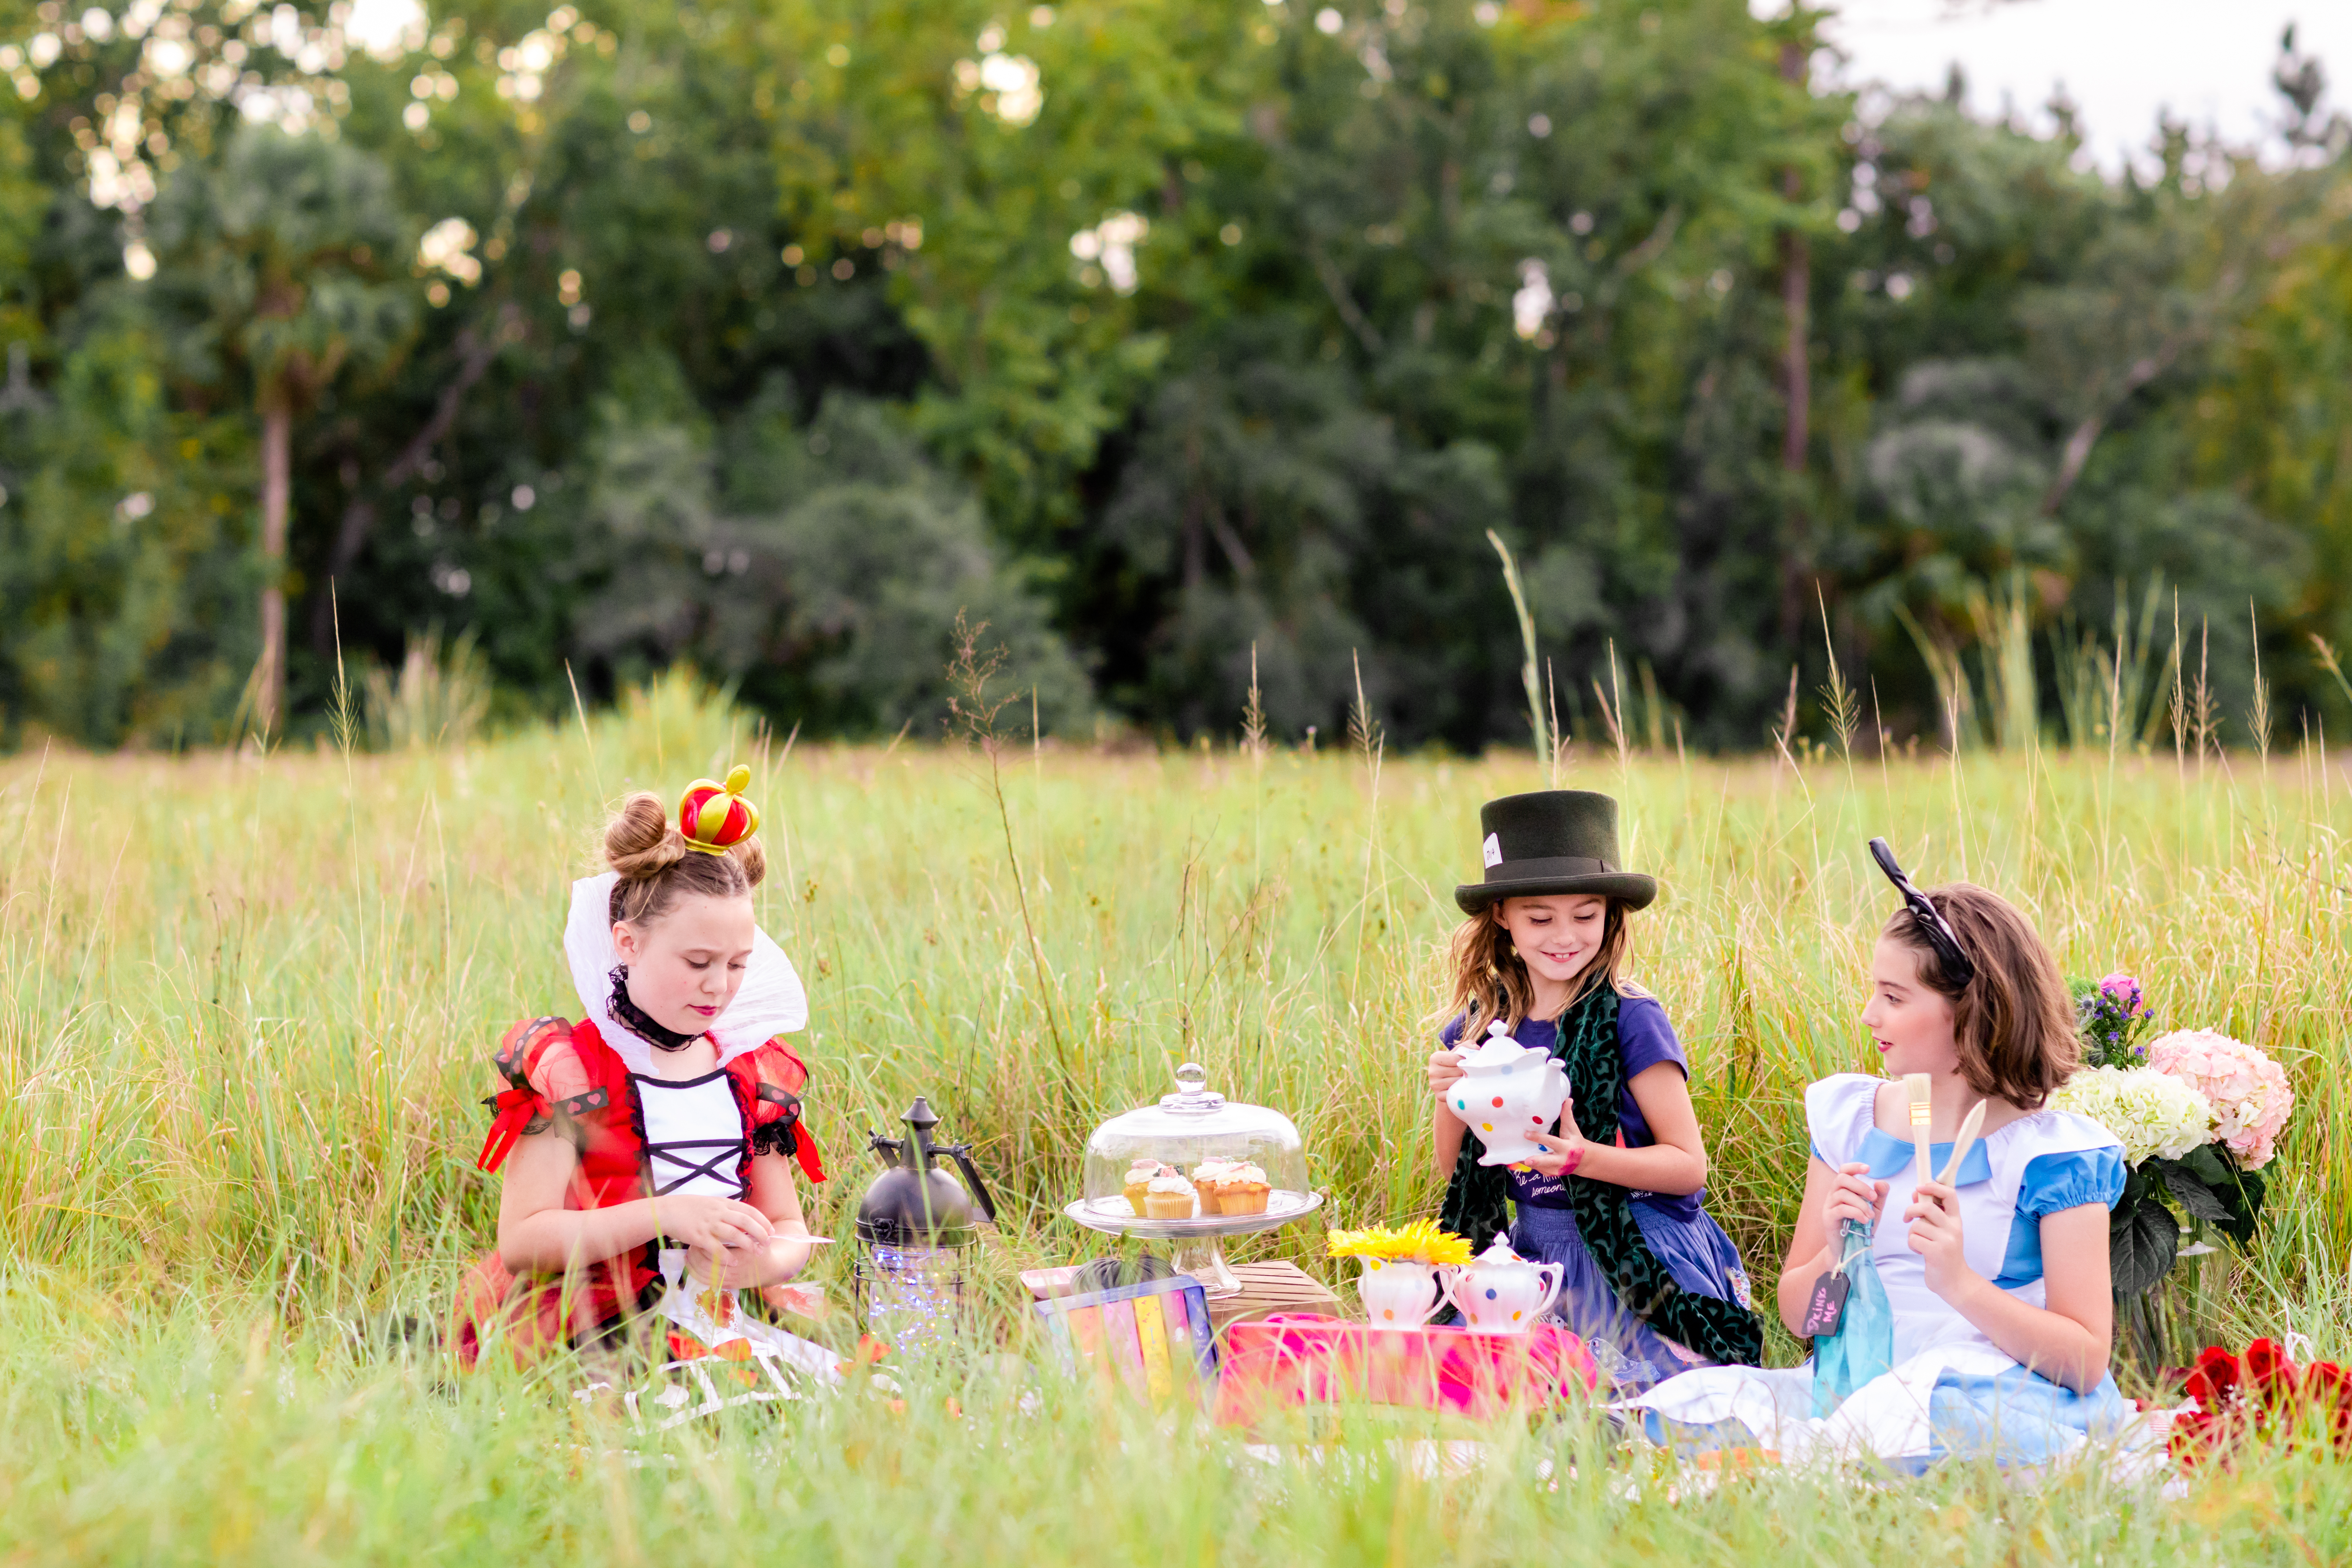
xmin=1064 ymin=1062 xmax=1320 ymax=1295
xmin=1442 ymin=1235 xmax=1565 ymax=1333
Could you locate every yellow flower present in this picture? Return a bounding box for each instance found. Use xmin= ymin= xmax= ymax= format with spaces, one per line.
xmin=1324 ymin=1219 xmax=1474 ymax=1266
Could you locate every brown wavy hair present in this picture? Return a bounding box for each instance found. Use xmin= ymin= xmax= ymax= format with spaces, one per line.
xmin=603 ymin=792 xmax=767 ymax=928
xmin=1433 ymin=898 xmax=1637 ymax=1044
xmin=1882 ymin=882 xmax=2077 ymax=1107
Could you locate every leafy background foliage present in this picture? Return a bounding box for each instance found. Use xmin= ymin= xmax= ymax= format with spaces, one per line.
xmin=0 ymin=0 xmax=2348 ymax=748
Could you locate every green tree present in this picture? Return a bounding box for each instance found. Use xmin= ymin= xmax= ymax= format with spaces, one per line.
xmin=4 ymin=0 xmax=2351 ymax=749
xmin=754 ymin=0 xmax=1261 ymax=538
xmin=1060 ymin=0 xmax=1829 ymax=741
xmin=146 ymin=124 xmax=416 ymax=734
xmin=573 ymin=365 xmax=1090 ymax=735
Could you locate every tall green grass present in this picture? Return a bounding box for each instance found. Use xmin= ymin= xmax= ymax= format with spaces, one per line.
xmin=4 ymin=672 xmax=2350 ymax=1562
xmin=6 ymin=1275 xmax=2345 ymax=1567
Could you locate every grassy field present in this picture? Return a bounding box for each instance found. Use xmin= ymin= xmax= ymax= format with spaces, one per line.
xmin=4 ymin=673 xmax=2350 ymax=1563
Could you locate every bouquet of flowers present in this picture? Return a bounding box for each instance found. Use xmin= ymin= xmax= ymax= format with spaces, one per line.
xmin=2075 ymin=972 xmax=2157 ymax=1069
xmin=1326 ymin=1219 xmax=1475 ymax=1266
xmin=2172 ymin=1339 xmax=2352 ymax=1469
xmin=2052 ymin=975 xmax=2292 ymax=1299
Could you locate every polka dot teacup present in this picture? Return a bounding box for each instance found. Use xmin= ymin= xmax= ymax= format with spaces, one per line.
xmin=1356 ymin=1257 xmax=1454 ymax=1329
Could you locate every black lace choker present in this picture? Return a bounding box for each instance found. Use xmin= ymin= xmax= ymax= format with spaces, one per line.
xmin=608 ymin=966 xmax=705 ymax=1053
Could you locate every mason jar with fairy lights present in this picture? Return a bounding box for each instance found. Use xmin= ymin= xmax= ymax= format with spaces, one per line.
xmin=851 ymin=1098 xmax=997 ymax=1355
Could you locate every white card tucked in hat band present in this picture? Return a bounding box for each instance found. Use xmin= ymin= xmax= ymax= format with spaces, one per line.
xmin=1483 ymin=832 xmax=1504 ymax=869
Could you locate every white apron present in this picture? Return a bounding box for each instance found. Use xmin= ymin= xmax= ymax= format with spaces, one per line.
xmin=1624 ymin=1076 xmax=2121 ymax=1462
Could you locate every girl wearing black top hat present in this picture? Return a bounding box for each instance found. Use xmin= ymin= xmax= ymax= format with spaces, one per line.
xmin=1428 ymin=790 xmax=1762 ymax=1390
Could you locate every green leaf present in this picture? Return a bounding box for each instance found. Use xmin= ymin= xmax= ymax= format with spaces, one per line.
xmin=2111 ymin=1195 xmax=2181 ymax=1297
xmin=2179 ymin=1144 xmax=2233 ymax=1186
xmin=2235 ymin=1162 xmax=2267 ymax=1214
xmin=2157 ymin=1163 xmax=2232 ymax=1224
xmin=2211 ymin=1160 xmax=2267 ymax=1249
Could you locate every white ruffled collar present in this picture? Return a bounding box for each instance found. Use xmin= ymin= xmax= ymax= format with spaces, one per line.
xmin=562 ymin=872 xmax=809 ymax=1075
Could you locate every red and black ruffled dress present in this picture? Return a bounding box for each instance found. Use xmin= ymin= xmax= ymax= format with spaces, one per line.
xmin=451 ymin=1015 xmax=823 ymax=1369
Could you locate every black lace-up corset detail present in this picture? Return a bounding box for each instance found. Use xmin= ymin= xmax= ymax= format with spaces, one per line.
xmin=631 ymin=1068 xmax=748 ymax=1198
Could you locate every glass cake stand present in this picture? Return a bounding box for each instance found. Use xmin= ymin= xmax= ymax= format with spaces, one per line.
xmin=1065 ymin=1063 xmax=1322 ymax=1296
xmin=1062 ymin=1191 xmax=1324 ymax=1296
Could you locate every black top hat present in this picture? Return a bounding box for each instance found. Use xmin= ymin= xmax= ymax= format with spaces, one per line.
xmin=1455 ymin=789 xmax=1657 ymax=914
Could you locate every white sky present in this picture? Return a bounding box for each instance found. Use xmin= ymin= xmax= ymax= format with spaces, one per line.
xmin=1789 ymin=0 xmax=2352 ymax=170
xmin=343 ymin=0 xmax=427 ymax=60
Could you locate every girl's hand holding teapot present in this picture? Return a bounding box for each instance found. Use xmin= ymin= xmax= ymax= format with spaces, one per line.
xmin=1426 ymin=1047 xmax=1466 ymax=1098
xmin=1523 ymin=1113 xmax=1587 ymax=1178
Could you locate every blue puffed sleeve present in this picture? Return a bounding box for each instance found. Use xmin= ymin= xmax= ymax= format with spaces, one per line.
xmin=1991 ymin=1146 xmax=2131 ymax=1287
xmin=2018 ymin=1147 xmax=2128 ymax=1218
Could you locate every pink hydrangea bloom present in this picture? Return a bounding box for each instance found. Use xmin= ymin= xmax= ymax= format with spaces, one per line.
xmin=2145 ymin=1029 xmax=2296 ymax=1171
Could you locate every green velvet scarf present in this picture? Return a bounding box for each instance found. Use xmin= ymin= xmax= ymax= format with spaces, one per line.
xmin=1437 ymin=983 xmax=1764 ymax=1368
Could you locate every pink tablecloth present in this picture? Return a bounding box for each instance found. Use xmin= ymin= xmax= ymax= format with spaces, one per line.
xmin=1211 ymin=1314 xmax=1599 ymax=1426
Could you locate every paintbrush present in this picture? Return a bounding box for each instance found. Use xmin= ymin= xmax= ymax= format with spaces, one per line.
xmin=1904 ymin=1073 xmax=1935 ymax=1193
xmin=1935 ymin=1101 xmax=1988 ymax=1187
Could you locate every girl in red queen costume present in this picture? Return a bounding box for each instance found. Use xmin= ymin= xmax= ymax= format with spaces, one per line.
xmin=454 ymin=766 xmax=838 ymax=1384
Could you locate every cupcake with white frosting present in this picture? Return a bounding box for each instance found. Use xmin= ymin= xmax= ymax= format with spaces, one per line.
xmin=1204 ymin=1160 xmax=1271 ymax=1215
xmin=1190 ymin=1159 xmax=1238 ymax=1214
xmin=1143 ymin=1170 xmax=1198 ymax=1220
xmin=1122 ymin=1157 xmax=1163 ymax=1216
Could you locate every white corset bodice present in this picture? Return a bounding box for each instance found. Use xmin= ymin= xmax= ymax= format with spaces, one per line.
xmin=633 ymin=1070 xmax=746 ymax=1198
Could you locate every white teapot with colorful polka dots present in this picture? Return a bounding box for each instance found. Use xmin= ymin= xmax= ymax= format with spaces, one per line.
xmin=1445 ymin=1019 xmax=1570 ymax=1167
xmin=1443 ymin=1235 xmax=1565 ymax=1333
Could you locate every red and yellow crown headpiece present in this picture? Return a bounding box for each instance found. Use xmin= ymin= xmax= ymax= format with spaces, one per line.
xmin=678 ymin=764 xmax=761 ymax=854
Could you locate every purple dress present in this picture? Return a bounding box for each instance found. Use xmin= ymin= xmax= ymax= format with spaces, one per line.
xmin=1442 ymin=997 xmax=1752 ymax=1392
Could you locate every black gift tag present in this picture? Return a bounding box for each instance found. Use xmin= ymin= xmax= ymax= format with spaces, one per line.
xmin=1799 ymin=1270 xmax=1850 ymax=1337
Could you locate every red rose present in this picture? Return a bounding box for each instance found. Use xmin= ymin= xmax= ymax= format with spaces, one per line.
xmin=2245 ymin=1338 xmax=2299 ymax=1412
xmin=2169 ymin=1409 xmax=2226 ymax=1467
xmin=2187 ymin=1346 xmax=2243 ymax=1412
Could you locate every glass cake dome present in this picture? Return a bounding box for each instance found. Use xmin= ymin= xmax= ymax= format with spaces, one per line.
xmin=1074 ymin=1063 xmax=1313 ymax=1226
xmin=1067 ymin=1063 xmax=1323 ymax=1293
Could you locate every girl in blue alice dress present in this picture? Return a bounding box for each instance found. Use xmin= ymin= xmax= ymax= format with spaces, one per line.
xmin=1428 ymin=790 xmax=1762 ymax=1391
xmin=1627 ymin=851 xmax=2134 ymax=1470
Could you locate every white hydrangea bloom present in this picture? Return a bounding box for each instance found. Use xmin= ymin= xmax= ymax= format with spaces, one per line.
xmin=2050 ymin=1066 xmax=2210 ymax=1167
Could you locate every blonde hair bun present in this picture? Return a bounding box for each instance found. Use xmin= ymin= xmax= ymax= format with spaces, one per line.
xmin=601 ymin=789 xmax=765 ymax=926
xmin=604 ymin=792 xmax=689 ymax=881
